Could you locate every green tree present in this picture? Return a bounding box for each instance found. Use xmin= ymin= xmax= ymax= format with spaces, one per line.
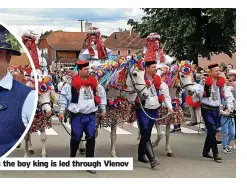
xmin=101 ymin=35 xmax=109 ymax=39
xmin=128 ymin=8 xmax=236 ymax=64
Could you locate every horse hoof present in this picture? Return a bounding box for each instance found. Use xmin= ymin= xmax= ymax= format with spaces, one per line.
xmin=79 ymin=148 xmax=86 ymax=154
xmin=167 ymin=152 xmax=174 ymax=157
xmin=28 ymin=150 xmax=34 ymax=154
xmin=111 ymin=153 xmax=117 ymax=157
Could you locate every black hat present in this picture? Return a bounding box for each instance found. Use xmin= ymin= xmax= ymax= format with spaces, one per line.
xmin=0 ymin=24 xmax=21 ymax=56
xmin=144 ymin=60 xmax=156 ymax=67
xmin=208 ymin=63 xmax=219 ymax=69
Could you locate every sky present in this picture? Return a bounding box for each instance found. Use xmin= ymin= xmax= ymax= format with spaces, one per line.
xmin=0 ymin=8 xmax=146 ymax=39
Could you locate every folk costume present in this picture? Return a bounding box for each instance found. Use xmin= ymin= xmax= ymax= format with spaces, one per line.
xmin=59 ymin=60 xmax=106 ymax=169
xmin=195 ymin=64 xmax=233 ymax=161
xmin=79 ymin=27 xmax=112 ymax=61
xmin=129 ymin=33 xmax=173 ymax=168
xmin=0 ymin=25 xmax=36 ymax=157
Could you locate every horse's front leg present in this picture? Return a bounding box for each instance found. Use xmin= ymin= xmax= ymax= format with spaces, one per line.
xmin=165 ymin=124 xmax=174 ymax=157
xmin=40 ymin=128 xmax=47 ymax=157
xmin=152 ymin=123 xmax=163 ymax=148
xmin=24 ymin=133 xmax=30 ymax=157
xmin=110 ymin=122 xmax=117 ymax=157
xmin=28 ymin=134 xmax=34 ymax=154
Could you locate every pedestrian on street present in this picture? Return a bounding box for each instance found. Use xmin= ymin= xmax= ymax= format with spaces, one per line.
xmin=58 ymin=60 xmax=106 ymax=174
xmin=219 ymin=80 xmax=235 ymax=154
xmin=194 ymin=63 xmax=234 ymax=162
xmin=0 ymin=24 xmax=36 ymax=157
xmin=227 ymin=69 xmax=236 ymax=142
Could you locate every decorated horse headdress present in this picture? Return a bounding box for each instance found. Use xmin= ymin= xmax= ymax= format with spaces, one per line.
xmin=108 ymin=58 xmax=145 ymax=90
xmin=86 ymin=27 xmax=107 ymax=59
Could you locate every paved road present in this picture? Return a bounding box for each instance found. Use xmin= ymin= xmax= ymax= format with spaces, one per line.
xmin=0 ymin=117 xmax=236 ymax=178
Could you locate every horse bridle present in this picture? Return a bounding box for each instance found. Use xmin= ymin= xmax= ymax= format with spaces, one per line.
xmin=177 ymin=71 xmax=194 ymax=89
xmin=126 ymin=64 xmax=176 ymax=121
xmin=126 ymin=64 xmax=147 ymax=97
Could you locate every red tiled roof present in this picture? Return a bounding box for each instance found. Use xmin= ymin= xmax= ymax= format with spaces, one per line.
xmin=46 ymin=32 xmax=87 ymax=51
xmin=104 ymin=31 xmax=146 ymax=49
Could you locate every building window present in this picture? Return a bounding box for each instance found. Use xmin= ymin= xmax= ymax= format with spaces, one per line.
xmin=127 ymin=49 xmax=131 ymax=55
xmin=118 ymin=50 xmax=121 ymax=55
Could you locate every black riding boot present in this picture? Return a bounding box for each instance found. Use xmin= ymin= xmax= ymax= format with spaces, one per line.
xmin=85 ymin=136 xmax=96 ymax=174
xmin=145 ymin=140 xmax=160 ymax=168
xmin=70 ymin=139 xmax=80 ymax=157
xmin=138 ymin=139 xmax=148 ymax=163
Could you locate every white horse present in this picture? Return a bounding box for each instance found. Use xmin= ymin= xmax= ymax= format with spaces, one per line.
xmin=79 ymin=58 xmax=149 ymax=157
xmin=24 ymin=71 xmax=52 ymax=157
xmin=137 ymin=61 xmax=195 ymax=157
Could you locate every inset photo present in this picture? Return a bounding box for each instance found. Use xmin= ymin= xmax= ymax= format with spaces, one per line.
xmin=0 ymin=22 xmax=38 ymax=157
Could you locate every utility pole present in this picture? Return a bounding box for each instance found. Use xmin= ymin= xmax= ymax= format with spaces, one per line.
xmin=78 ymin=20 xmax=84 ymax=32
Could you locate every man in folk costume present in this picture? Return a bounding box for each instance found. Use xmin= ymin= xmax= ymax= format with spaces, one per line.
xmin=58 ymin=60 xmax=106 ymax=174
xmin=79 ymin=27 xmax=112 ymax=63
xmin=0 ymin=24 xmax=36 ymax=156
xmin=129 ymin=34 xmax=173 ymax=168
xmin=194 ymin=63 xmax=233 ymax=162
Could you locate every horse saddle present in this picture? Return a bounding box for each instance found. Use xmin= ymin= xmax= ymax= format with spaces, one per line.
xmin=0 ymin=102 xmax=7 ymax=111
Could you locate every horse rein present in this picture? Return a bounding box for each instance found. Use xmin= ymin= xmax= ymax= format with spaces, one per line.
xmin=126 ymin=65 xmax=176 ymax=121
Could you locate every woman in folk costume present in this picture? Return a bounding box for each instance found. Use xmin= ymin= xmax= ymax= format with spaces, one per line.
xmin=58 ymin=60 xmax=106 ymax=174
xmin=79 ymin=27 xmax=112 ymax=62
xmin=128 ymin=34 xmax=173 ymax=168
xmin=194 ymin=63 xmax=234 ymax=162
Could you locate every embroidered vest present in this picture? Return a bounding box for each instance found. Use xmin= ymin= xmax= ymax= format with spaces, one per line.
xmin=0 ymin=80 xmax=32 ymax=156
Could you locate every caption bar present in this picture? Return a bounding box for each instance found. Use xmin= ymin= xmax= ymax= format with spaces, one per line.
xmin=0 ymin=157 xmax=133 ymax=170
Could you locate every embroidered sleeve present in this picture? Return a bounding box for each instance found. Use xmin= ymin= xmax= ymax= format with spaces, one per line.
xmin=160 ymin=82 xmax=172 ymax=109
xmin=59 ymin=83 xmax=71 ymax=113
xmin=194 ymin=83 xmax=204 ymax=99
xmin=224 ymin=86 xmax=234 ymax=110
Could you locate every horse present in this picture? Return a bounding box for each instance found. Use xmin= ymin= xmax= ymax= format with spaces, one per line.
xmin=23 ymin=70 xmax=53 ymax=157
xmin=21 ymin=32 xmax=53 ymax=157
xmin=136 ymin=61 xmax=195 ymax=157
xmin=77 ymin=58 xmax=149 ymax=157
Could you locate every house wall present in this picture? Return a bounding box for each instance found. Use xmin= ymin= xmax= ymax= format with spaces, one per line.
xmin=110 ymin=48 xmax=142 ymax=57
xmin=57 ymin=51 xmax=77 ymax=59
xmin=198 ymin=53 xmax=236 ymax=69
xmin=38 ymin=39 xmax=53 ymax=66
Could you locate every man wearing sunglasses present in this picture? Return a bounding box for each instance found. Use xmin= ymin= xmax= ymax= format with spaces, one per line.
xmin=0 ymin=24 xmax=36 ymax=157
